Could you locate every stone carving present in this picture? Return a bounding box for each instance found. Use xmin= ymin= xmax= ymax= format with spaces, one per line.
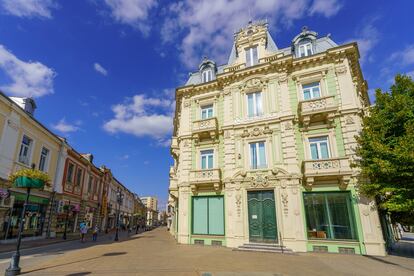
xmin=312 ymin=159 xmax=340 ymax=170
xmin=241 ymin=129 xmax=250 ymax=138
xmin=284 ymin=121 xmax=292 ymax=130
xmin=235 ymin=194 xmax=242 ymax=217
xmin=335 ymin=65 xmax=347 ymax=75
xmin=281 ymin=190 xmax=288 ymax=216
xmin=252 ymin=127 xmax=261 ymax=136
xmin=278 ymin=73 xmax=288 ymax=84
xmin=345 ymin=116 xmax=354 ymax=125
xmin=250 ymin=174 xmax=269 ymax=188
xmin=183 ymin=100 xmax=191 ymax=107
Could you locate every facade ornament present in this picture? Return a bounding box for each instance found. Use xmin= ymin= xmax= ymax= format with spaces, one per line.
xmin=278 ymin=73 xmax=288 ymax=84
xmin=345 ymin=115 xmax=355 ymax=125
xmin=251 ymin=174 xmax=268 ymax=188
xmin=263 ymin=125 xmax=273 ymax=134
xmin=284 ymin=121 xmax=292 ymax=130
xmin=252 ymin=127 xmax=261 ymax=136
xmin=235 ymin=194 xmax=242 ymax=217
xmin=183 ymin=100 xmax=191 ymax=108
xmin=335 ymin=65 xmax=347 ymax=75
xmin=241 ymin=129 xmax=250 ymax=138
xmin=281 ymin=190 xmax=288 ymax=216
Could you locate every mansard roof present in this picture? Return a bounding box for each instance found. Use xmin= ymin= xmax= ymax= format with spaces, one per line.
xmin=184 ymin=24 xmax=338 ymax=86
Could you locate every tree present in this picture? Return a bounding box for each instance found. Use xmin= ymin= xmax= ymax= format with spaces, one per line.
xmin=355 ymin=74 xmax=414 ymax=224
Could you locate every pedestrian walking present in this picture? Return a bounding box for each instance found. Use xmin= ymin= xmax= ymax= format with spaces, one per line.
xmin=80 ymin=222 xmax=88 ymax=243
xmin=92 ymin=225 xmax=99 ymax=242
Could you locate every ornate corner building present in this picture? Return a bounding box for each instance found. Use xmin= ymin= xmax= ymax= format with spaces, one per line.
xmin=168 ymin=21 xmax=386 ymax=256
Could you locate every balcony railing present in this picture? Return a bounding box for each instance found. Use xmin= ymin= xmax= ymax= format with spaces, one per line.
xmin=298 ymin=95 xmax=337 ymax=128
xmin=189 ymin=168 xmax=222 ymax=192
xmin=192 ymin=117 xmax=218 ymax=140
xmin=302 ymin=157 xmax=352 ymax=187
xmin=223 ymin=63 xmax=245 ymax=73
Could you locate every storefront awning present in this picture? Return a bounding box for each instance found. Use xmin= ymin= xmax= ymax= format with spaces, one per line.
xmin=13 ymin=193 xmax=49 ymax=205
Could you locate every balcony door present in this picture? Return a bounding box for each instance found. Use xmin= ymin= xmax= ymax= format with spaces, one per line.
xmin=248 ymin=190 xmax=277 ymax=243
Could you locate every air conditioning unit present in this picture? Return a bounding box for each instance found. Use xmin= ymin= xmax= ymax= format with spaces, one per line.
xmin=0 ymin=195 xmax=14 ymax=208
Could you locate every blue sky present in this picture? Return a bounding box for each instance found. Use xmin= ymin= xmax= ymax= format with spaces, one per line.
xmin=0 ymin=0 xmax=413 ymax=209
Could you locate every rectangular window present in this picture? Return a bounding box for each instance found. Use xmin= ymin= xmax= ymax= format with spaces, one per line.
xmin=75 ymin=168 xmax=83 ymax=186
xmin=66 ymin=163 xmax=74 ymax=183
xmin=247 ymin=92 xmax=262 ymax=118
xmin=88 ymin=176 xmax=93 ymax=193
xmin=202 ymin=69 xmax=213 ymax=83
xmin=250 ymin=141 xmax=267 ymax=169
xmin=245 ymin=46 xmax=258 ymax=67
xmin=192 ymin=196 xmax=224 ymax=235
xmin=309 ymin=136 xmax=330 ymax=160
xmin=302 ymin=82 xmax=321 ymax=100
xmin=200 ymin=150 xmax=214 ymax=169
xmin=18 ymin=135 xmax=33 ymax=165
xmin=201 ymin=105 xmax=213 ymax=120
xmin=299 ymin=43 xmax=313 ymax=57
xmin=38 ymin=147 xmax=49 ymax=172
xmin=304 ymin=192 xmax=357 ymax=240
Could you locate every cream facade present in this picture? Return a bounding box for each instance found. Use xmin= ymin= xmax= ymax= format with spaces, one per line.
xmin=168 ymin=22 xmax=386 ymax=256
xmin=0 ymin=93 xmax=64 ymax=240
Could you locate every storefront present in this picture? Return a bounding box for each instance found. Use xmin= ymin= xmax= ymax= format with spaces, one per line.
xmin=55 ymin=201 xmax=80 ymax=234
xmin=4 ymin=193 xmax=49 ymax=239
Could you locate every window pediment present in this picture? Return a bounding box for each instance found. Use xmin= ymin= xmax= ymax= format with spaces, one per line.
xmin=239 ymin=76 xmax=268 ymax=93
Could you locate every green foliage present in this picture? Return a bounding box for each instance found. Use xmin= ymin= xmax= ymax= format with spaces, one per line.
xmin=9 ymin=168 xmax=51 ymax=186
xmin=355 ymin=74 xmax=414 ymax=223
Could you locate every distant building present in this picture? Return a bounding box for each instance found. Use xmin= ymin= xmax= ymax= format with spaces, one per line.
xmin=141 ymin=196 xmax=158 ymax=226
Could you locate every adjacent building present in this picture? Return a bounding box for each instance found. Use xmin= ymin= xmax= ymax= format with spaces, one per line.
xmin=141 ymin=196 xmax=158 ymax=226
xmin=168 ymin=22 xmax=386 ymax=256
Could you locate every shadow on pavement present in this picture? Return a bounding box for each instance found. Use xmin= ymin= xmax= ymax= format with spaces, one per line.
xmin=363 ymin=255 xmax=414 ymax=272
xmin=66 ymin=273 xmax=91 ymax=276
xmin=20 ymin=251 xmax=127 ymax=275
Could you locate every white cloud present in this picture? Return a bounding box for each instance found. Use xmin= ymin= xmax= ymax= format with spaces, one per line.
xmin=406 ymin=70 xmax=414 ymax=79
xmin=309 ymin=0 xmax=342 ymax=17
xmin=94 ymin=62 xmax=108 ymax=76
xmin=347 ymin=18 xmax=380 ymax=64
xmin=0 ymin=0 xmax=57 ymax=18
xmin=389 ymin=45 xmax=414 ymax=66
xmin=0 ymin=44 xmax=55 ymax=97
xmin=161 ymin=0 xmax=343 ymax=68
xmin=52 ymin=118 xmax=80 ymax=133
xmin=103 ymin=93 xmax=174 ymax=146
xmin=103 ymin=0 xmax=156 ymax=34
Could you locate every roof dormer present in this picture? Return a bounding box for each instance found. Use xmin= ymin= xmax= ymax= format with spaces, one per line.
xmin=292 ymin=26 xmax=318 ymax=58
xmin=199 ymin=57 xmax=217 ymax=83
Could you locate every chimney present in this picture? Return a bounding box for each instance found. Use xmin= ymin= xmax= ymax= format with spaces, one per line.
xmin=9 ymin=97 xmax=37 ymax=116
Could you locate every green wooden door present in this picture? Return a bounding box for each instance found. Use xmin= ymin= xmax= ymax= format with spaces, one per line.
xmin=248 ymin=190 xmax=277 ymax=242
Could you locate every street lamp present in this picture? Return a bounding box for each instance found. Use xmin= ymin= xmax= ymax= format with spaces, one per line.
xmin=114 ymin=188 xmax=124 ymax=241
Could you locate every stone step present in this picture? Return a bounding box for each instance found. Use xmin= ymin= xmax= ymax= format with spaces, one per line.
xmin=235 ymin=243 xmax=294 ymax=254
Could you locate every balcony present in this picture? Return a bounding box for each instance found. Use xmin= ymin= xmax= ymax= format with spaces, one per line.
xmin=192 ymin=117 xmax=218 ymax=141
xmin=223 ymin=63 xmax=245 ymax=73
xmin=298 ymin=96 xmax=337 ymax=128
xmin=302 ymin=157 xmax=352 ymax=187
xmin=189 ymin=168 xmax=222 ymax=193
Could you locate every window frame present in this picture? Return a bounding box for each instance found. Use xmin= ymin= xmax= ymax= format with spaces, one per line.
xmin=299 ymin=42 xmax=313 ymax=57
xmin=38 ymin=146 xmax=50 ymax=172
xmin=249 ymin=141 xmax=267 ymax=170
xmin=245 ymin=46 xmax=258 ymax=67
xmin=200 ymin=104 xmax=214 ymax=120
xmin=302 ymin=82 xmax=321 ymax=100
xmin=200 ymin=149 xmax=214 ymax=170
xmin=18 ymin=135 xmax=33 ymax=165
xmin=303 ymin=191 xmax=358 ymax=241
xmin=308 ymin=136 xmax=331 ymax=160
xmin=202 ymin=69 xmax=213 ymax=83
xmin=192 ymin=195 xmax=225 ymax=236
xmin=75 ymin=167 xmax=83 ymax=187
xmin=66 ymin=162 xmax=75 ymax=184
xmin=246 ymin=91 xmax=263 ymax=118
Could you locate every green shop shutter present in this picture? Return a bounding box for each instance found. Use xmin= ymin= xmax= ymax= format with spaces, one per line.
xmin=193 ymin=197 xmax=208 ymax=234
xmin=208 ymin=197 xmax=224 ymax=235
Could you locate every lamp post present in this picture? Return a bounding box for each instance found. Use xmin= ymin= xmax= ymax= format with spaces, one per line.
xmin=114 ymin=188 xmax=123 ymax=241
xmin=5 ymin=187 xmax=31 ymax=276
xmin=62 ymin=200 xmax=71 ymax=240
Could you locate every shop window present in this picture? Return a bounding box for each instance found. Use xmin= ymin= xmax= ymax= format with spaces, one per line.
xmin=192 ymin=196 xmax=224 ymax=235
xmin=249 ymin=141 xmax=267 ymax=169
xmin=304 ymin=192 xmax=357 ymax=241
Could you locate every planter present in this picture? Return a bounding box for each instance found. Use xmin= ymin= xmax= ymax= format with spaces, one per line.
xmin=14 ymin=176 xmax=45 ymax=189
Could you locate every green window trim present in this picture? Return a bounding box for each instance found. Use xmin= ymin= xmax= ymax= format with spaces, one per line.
xmin=192 ymin=196 xmax=225 ymax=236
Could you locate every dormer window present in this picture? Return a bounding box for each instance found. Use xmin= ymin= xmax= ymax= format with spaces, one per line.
xmin=299 ymin=43 xmax=313 ymax=57
xmin=202 ymin=69 xmax=213 ymax=83
xmin=246 ymin=46 xmax=258 ymax=67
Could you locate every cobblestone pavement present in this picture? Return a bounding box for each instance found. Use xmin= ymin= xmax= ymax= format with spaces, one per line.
xmin=10 ymin=227 xmax=414 ymax=276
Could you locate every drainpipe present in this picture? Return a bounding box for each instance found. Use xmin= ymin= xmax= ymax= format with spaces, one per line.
xmin=46 ymin=139 xmax=65 ymax=238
